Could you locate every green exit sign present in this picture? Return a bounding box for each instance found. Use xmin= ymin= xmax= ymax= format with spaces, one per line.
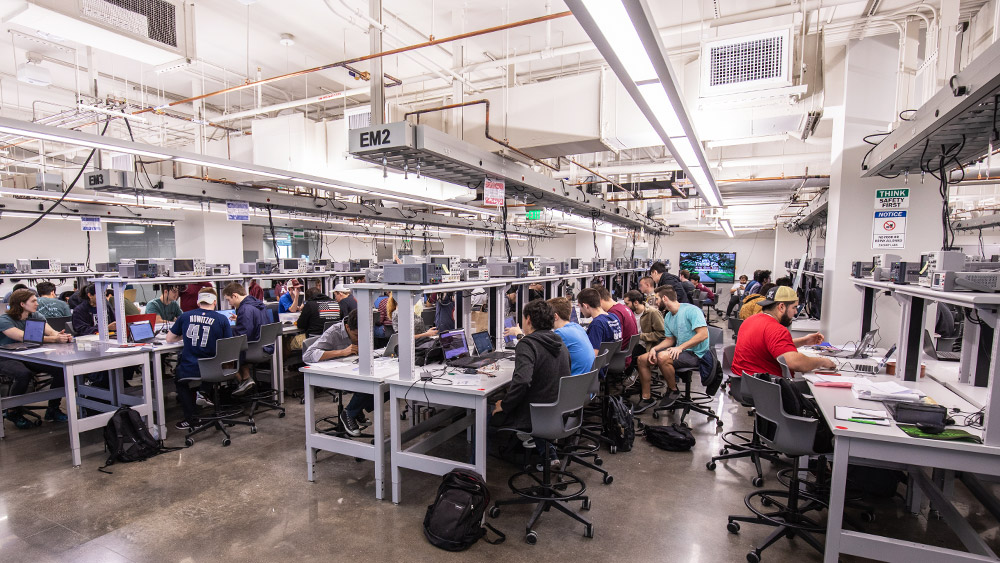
xmin=526 ymin=209 xmax=542 ymax=220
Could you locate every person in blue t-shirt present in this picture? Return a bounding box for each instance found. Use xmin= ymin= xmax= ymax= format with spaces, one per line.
xmin=166 ymin=288 xmax=233 ymax=429
xmin=548 ymin=297 xmax=594 ymax=376
xmin=577 ymin=288 xmax=622 ymax=355
xmin=633 ymin=285 xmax=709 ymax=414
xmin=278 ymin=279 xmax=303 ymax=314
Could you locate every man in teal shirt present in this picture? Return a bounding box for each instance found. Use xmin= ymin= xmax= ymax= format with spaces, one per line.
xmin=35 ymin=281 xmax=71 ymax=319
xmin=633 ymin=285 xmax=709 ymax=413
xmin=145 ymin=284 xmax=183 ymax=322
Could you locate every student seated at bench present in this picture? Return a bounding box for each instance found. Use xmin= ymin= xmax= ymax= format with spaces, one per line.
xmin=1 ymin=289 xmax=72 ymax=428
xmin=145 ymin=284 xmax=182 ymax=323
xmin=302 ymin=311 xmax=368 ymax=435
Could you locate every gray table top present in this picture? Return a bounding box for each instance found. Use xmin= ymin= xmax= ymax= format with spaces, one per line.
xmin=0 ymin=340 xmax=150 ymax=366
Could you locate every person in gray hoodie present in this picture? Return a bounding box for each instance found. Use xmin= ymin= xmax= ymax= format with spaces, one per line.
xmin=223 ymin=282 xmax=269 ymax=396
xmin=303 ymin=311 xmax=369 ymax=436
xmin=491 ymin=299 xmax=570 ymax=431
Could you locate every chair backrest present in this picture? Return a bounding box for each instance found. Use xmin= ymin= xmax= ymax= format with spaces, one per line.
xmin=196 ymin=335 xmax=247 ymax=383
xmin=607 ymin=333 xmax=641 ymax=374
xmin=372 ymin=310 xmax=382 ymax=327
xmin=245 ymin=322 xmax=283 ymax=363
xmin=593 ymin=341 xmax=618 ymax=372
xmin=743 ymin=374 xmax=819 ymax=456
xmin=45 ymin=316 xmax=71 ymax=333
xmin=63 ymin=321 xmax=77 ymax=337
xmin=530 ymin=368 xmax=600 ymax=441
xmin=776 ymin=355 xmax=793 ymax=379
xmin=302 ymin=336 xmax=319 ymax=352
xmin=707 ymin=325 xmax=724 ymax=348
xmin=722 ymin=344 xmax=735 ymax=377
xmin=421 ymin=306 xmax=437 ymax=328
xmin=588 ymin=350 xmax=611 ymax=395
xmin=728 ymin=317 xmax=743 ymax=337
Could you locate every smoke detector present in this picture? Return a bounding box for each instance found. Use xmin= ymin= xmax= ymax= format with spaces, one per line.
xmin=279 ymin=33 xmax=295 ymax=47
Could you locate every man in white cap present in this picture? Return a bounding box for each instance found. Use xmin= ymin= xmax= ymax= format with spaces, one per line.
xmin=333 ymin=283 xmax=357 ymax=318
xmin=731 ymin=285 xmax=833 ymax=380
xmin=166 ymin=288 xmax=233 ymax=430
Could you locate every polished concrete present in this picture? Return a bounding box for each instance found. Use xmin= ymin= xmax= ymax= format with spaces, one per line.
xmin=2 ymin=370 xmax=999 ymax=562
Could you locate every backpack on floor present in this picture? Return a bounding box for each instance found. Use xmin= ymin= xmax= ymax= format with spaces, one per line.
xmin=99 ymin=406 xmax=179 ymax=474
xmin=644 ymin=423 xmax=696 ymax=451
xmin=601 ymin=394 xmax=635 ymax=453
xmin=423 ymin=469 xmax=505 ymax=551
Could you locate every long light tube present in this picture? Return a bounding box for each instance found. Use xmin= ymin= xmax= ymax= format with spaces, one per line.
xmin=0 ymin=124 xmax=172 ymax=160
xmin=174 ymin=158 xmax=292 ymax=180
xmin=559 ymin=223 xmax=628 ymax=239
xmin=719 ymin=218 xmax=735 ymax=238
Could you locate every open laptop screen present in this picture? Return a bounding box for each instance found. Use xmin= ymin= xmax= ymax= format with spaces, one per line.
xmin=23 ymin=319 xmax=45 ymax=344
xmin=471 ymin=331 xmax=493 ymax=355
xmin=128 ymin=321 xmax=155 ymax=342
xmin=440 ymin=330 xmax=469 ymax=360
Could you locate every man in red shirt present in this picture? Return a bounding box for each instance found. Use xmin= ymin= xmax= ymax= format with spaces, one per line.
xmin=596 ymin=285 xmax=638 ymax=367
xmin=731 ymin=286 xmax=835 ymax=378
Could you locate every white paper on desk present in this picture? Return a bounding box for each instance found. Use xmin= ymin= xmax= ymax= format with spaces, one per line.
xmin=852 ymin=380 xmax=925 ymax=402
xmin=834 ymin=406 xmax=890 ymax=425
xmin=106 ymin=346 xmax=146 ymax=352
xmin=11 ymin=347 xmax=51 ymax=355
xmin=450 ymin=374 xmax=481 ymax=387
xmin=804 ymin=374 xmax=868 ymax=385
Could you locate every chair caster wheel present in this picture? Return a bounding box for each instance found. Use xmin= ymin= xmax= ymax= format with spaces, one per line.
xmin=299 ymin=398 xmax=305 ymax=405
xmin=594 ymin=457 xmax=603 ymax=466
xmin=706 ymin=461 xmax=717 ymax=471
xmin=278 ymin=411 xmax=286 ymax=418
xmin=250 ymin=426 xmax=257 ymax=434
xmin=525 ymin=530 xmax=537 ymax=544
xmin=225 ymin=423 xmax=235 ymax=428
xmin=862 ymin=511 xmax=876 ymax=523
xmin=752 ymin=477 xmax=764 ymax=487
xmin=222 ymin=438 xmax=231 ymax=447
xmin=716 ymin=419 xmax=724 ymax=428
xmin=489 ymin=505 xmax=500 ymax=518
xmin=720 ymin=448 xmax=728 ymax=456
xmin=33 ymin=419 xmax=43 ymax=427
xmin=760 ymin=494 xmax=772 ymax=506
xmin=609 ymin=445 xmax=617 ymax=454
xmin=727 ymin=521 xmax=740 ymax=534
xmin=651 ymin=411 xmax=659 ymax=420
xmin=747 ymin=550 xmax=760 ymax=563
xmin=582 ymin=498 xmax=592 ymax=510
xmin=583 ymin=524 xmax=594 ymax=539
xmin=185 ymin=437 xmax=194 ymax=447
xmin=602 ymin=474 xmax=614 ymax=485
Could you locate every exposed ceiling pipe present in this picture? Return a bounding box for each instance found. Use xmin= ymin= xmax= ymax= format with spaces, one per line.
xmin=132 ymin=10 xmax=570 ymax=116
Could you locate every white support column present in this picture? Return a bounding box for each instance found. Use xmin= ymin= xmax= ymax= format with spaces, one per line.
xmin=822 ymin=35 xmax=943 ymax=345
xmin=370 ymin=0 xmax=384 ymax=126
xmin=175 ymin=210 xmax=244 ymax=270
xmin=773 ymin=226 xmax=806 ymax=274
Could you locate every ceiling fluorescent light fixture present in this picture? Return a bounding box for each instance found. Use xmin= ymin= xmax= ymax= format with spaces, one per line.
xmin=559 ymin=223 xmax=628 ymax=239
xmin=719 ymin=218 xmax=735 ymax=238
xmin=567 ymin=0 xmax=723 ymax=209
xmin=173 ymin=158 xmax=291 ymax=180
xmin=0 ymin=118 xmax=171 ymax=160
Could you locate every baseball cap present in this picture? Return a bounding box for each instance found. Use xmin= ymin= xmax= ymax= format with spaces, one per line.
xmin=758 ymin=285 xmax=798 ymax=307
xmin=288 ymin=279 xmax=303 ymax=288
xmin=197 ymin=292 xmax=217 ymax=305
xmin=333 ymin=283 xmax=350 ymax=293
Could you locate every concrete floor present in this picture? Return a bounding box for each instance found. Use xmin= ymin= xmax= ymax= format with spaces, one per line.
xmin=2 ymin=370 xmax=999 ymax=562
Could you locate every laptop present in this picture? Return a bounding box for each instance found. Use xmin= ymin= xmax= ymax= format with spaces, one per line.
xmin=442 ymin=330 xmax=496 ymax=369
xmin=127 ymin=321 xmax=158 ymax=344
xmin=382 ymin=333 xmax=399 ymax=357
xmin=1 ymin=318 xmax=46 ymax=351
xmin=828 ymin=330 xmax=877 ymax=359
xmin=923 ymin=330 xmax=960 ymax=361
xmin=471 ymin=331 xmax=515 ymax=361
xmin=853 ymin=344 xmax=897 ymax=374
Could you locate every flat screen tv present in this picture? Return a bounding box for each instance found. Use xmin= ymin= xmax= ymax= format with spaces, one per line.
xmin=679 ymin=252 xmax=736 ymax=284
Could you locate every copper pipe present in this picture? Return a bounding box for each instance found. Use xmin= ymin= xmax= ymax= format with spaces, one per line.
xmin=405 ymin=99 xmax=560 ymax=172
xmin=133 ymin=11 xmax=572 ymax=116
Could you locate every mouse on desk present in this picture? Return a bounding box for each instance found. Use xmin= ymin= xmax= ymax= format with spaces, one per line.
xmin=916 ymin=422 xmax=946 ymax=434
xmin=463 ymin=368 xmax=478 ymax=374
xmin=283 ymin=321 xmax=293 ymax=326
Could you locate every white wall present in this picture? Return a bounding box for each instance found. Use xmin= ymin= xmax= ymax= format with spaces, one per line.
xmin=0 ymin=217 xmax=109 ymax=295
xmin=650 ymin=230 xmax=777 ymax=280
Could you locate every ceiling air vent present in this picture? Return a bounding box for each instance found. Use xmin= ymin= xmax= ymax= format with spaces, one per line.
xmin=701 ymin=29 xmax=792 ymax=96
xmin=80 ymin=0 xmax=179 ymax=48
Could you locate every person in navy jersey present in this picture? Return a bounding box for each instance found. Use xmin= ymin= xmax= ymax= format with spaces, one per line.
xmin=166 ymin=288 xmax=233 ymax=429
xmin=577 ymin=288 xmax=622 ymax=356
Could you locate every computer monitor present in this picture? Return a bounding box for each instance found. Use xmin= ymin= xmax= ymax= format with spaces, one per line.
xmin=29 ymin=259 xmax=50 ymax=271
xmin=357 ymin=259 xmax=371 ymax=269
xmin=471 ymin=331 xmax=493 ymax=355
xmin=440 ymin=330 xmax=469 ymax=360
xmin=127 ymin=321 xmax=155 ymax=343
xmin=22 ymin=318 xmax=45 ymax=344
xmin=282 ymin=258 xmax=300 ymax=271
xmin=173 ymin=258 xmax=195 ymax=274
xmin=503 ymin=317 xmax=517 ymax=344
xmin=218 ymin=308 xmax=237 ymax=325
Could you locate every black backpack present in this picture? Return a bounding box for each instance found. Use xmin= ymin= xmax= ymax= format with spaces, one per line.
xmin=414 ymin=335 xmax=443 ymax=366
xmin=99 ymin=406 xmax=178 ymax=473
xmin=423 ymin=469 xmax=505 ymax=551
xmin=644 ymin=423 xmax=696 ymax=451
xmin=601 ymin=395 xmax=635 ymax=453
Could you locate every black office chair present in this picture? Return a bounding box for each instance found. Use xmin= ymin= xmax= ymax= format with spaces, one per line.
xmin=727 ymin=373 xmax=831 ymax=562
xmin=184 ymin=335 xmax=254 ymax=446
xmin=651 ymin=325 xmax=724 ymax=427
xmin=240 ymin=322 xmax=287 ymax=420
xmin=707 ymin=345 xmax=781 ymax=486
xmin=0 ymin=372 xmax=52 ymax=432
xmin=45 ymin=316 xmax=71 ymax=334
xmin=605 ymin=334 xmax=641 ymax=394
xmin=559 ymin=351 xmax=613 ymax=485
xmin=63 ymin=321 xmax=77 ymax=337
xmin=489 ymin=368 xmax=599 ymax=543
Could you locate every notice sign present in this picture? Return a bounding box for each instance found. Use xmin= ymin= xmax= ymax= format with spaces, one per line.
xmin=875 ymin=188 xmax=909 ymax=209
xmin=80 ymin=216 xmax=101 ymax=232
xmin=484 ymin=177 xmax=505 ymax=206
xmin=872 ymin=210 xmax=906 ymax=249
xmin=226 ymin=200 xmax=250 ymax=221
